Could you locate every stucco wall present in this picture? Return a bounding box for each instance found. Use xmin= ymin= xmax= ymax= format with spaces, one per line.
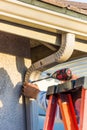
xmin=0 ymin=32 xmax=31 ymax=130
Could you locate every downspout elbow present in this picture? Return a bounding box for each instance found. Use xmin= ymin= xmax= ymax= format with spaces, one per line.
xmin=24 ymin=33 xmax=75 ymax=82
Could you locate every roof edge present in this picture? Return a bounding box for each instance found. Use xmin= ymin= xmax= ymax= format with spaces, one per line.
xmin=41 ymin=0 xmax=87 ymax=15
xmin=0 ymin=0 xmax=87 ymax=39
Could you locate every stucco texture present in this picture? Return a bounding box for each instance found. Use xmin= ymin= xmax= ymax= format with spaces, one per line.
xmin=0 ymin=54 xmax=30 ymax=130
xmin=0 ymin=32 xmax=31 ymax=130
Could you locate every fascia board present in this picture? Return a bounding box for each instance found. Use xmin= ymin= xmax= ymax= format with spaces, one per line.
xmin=75 ymin=41 xmax=87 ymax=52
xmin=1 ymin=21 xmax=87 ymax=52
xmin=0 ymin=21 xmax=60 ymax=45
xmin=0 ymin=0 xmax=87 ymax=39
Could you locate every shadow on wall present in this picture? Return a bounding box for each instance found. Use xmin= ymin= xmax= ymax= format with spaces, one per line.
xmin=0 ymin=31 xmax=31 ymax=130
xmin=0 ymin=68 xmax=26 ymax=130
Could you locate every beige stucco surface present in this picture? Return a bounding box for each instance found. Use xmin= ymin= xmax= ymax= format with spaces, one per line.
xmin=0 ymin=33 xmax=31 ymax=130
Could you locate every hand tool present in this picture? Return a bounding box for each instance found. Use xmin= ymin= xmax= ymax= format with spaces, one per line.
xmin=31 ymin=68 xmax=72 ymax=83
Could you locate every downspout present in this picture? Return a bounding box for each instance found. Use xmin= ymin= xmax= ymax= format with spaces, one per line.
xmin=24 ymin=33 xmax=75 ymax=130
xmin=24 ymin=33 xmax=75 ymax=82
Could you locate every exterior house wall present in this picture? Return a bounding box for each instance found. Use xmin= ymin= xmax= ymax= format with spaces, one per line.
xmin=0 ymin=1 xmax=87 ymax=130
xmin=0 ymin=33 xmax=31 ymax=130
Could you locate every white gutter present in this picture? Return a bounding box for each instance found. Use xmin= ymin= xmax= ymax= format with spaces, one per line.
xmin=1 ymin=21 xmax=87 ymax=51
xmin=0 ymin=21 xmax=60 ymax=45
xmin=0 ymin=0 xmax=87 ymax=40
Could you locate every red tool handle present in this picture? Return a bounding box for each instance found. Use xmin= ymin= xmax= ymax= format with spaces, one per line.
xmin=52 ymin=68 xmax=72 ymax=81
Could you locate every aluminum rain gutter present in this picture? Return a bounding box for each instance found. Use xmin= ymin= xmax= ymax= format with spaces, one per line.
xmin=0 ymin=0 xmax=87 ymax=40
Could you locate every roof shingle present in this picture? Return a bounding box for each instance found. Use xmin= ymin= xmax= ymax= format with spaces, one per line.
xmin=40 ymin=0 xmax=87 ymax=15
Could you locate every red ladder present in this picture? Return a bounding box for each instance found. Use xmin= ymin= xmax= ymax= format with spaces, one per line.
xmin=43 ymin=77 xmax=87 ymax=130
